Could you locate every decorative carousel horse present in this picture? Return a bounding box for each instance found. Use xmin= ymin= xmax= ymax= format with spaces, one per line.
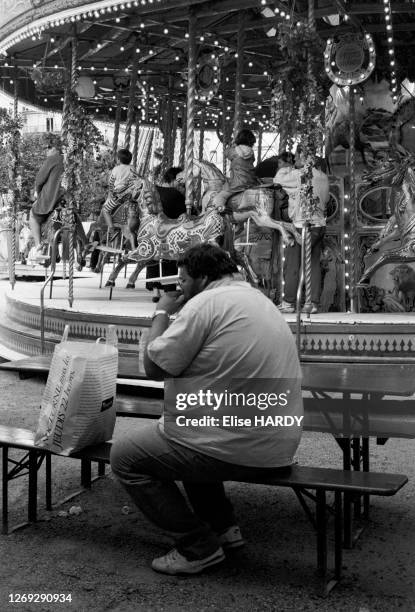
xmin=30 ymin=203 xmax=88 ymax=270
xmin=84 ymin=175 xmax=140 ymax=273
xmin=104 ymin=160 xmax=300 ymax=289
xmin=358 ymin=150 xmax=415 ymax=284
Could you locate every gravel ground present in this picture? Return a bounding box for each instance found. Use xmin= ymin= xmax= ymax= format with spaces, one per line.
xmin=0 ymin=370 xmax=414 ymax=612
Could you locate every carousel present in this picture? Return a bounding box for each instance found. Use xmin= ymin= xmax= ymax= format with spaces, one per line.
xmin=1 ymin=0 xmax=415 ymax=369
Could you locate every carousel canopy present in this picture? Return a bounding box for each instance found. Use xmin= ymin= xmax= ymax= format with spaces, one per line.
xmin=0 ymin=0 xmax=414 ymax=130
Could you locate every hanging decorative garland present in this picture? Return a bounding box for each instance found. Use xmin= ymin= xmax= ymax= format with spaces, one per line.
xmin=62 ymin=93 xmax=104 ymax=211
xmin=270 ymin=22 xmax=329 ymax=154
xmin=0 ymin=108 xmax=22 ymax=199
xmin=324 ymin=32 xmax=376 ymax=86
xmin=30 ymin=67 xmax=67 ymax=92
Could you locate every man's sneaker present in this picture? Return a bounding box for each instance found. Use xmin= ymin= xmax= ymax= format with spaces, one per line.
xmin=151 ymin=547 xmax=225 ymax=575
xmin=218 ymin=525 xmax=245 ymax=550
xmin=278 ymin=300 xmax=295 ymax=313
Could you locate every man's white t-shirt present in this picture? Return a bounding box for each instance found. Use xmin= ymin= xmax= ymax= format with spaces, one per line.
xmin=147 ymin=277 xmax=303 ymax=468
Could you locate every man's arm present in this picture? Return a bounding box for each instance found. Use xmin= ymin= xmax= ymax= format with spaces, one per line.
xmin=144 ymin=292 xmax=186 ymax=380
xmin=144 ymin=313 xmax=171 ymax=380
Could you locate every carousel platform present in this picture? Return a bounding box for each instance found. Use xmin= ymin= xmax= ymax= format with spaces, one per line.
xmin=1 ymin=271 xmax=415 ymax=372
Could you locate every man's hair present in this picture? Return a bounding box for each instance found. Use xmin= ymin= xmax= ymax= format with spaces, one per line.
xmin=235 ymin=129 xmax=256 ymax=147
xmin=117 ymin=148 xmax=132 ymax=165
xmin=178 ymin=243 xmax=238 ymax=281
xmin=163 ymin=166 xmax=183 ymax=184
xmin=278 ymin=151 xmax=295 ymax=165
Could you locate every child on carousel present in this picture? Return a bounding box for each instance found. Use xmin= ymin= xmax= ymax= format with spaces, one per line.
xmin=102 ymin=148 xmax=136 ymax=234
xmin=212 ymin=128 xmax=258 ymax=212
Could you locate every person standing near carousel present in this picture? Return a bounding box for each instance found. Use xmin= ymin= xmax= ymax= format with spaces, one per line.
xmin=273 ymin=152 xmax=329 ymax=314
xmin=29 ymin=135 xmax=64 ymax=254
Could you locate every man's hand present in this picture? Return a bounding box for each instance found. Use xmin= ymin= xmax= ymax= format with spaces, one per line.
xmin=157 ymin=291 xmax=185 ymax=314
xmin=145 ymin=291 xmax=184 ymax=381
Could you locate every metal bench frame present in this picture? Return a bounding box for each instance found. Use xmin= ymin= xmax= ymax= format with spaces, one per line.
xmin=0 ymin=424 xmax=407 ymax=595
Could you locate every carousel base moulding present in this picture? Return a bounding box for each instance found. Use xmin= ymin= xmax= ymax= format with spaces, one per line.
xmin=1 ymin=276 xmax=415 ymax=370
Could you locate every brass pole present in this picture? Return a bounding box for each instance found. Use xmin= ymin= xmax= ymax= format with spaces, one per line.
xmin=185 ymin=8 xmax=197 ymax=217
xmin=179 ymin=105 xmax=187 ymax=167
xmin=349 ymin=87 xmax=358 ymax=313
xmin=124 ymin=51 xmax=139 ymax=150
xmin=67 ymin=36 xmax=79 ymax=308
xmin=232 ymin=11 xmax=246 ymax=141
xmin=8 ymin=63 xmax=19 ymax=290
xmin=301 ymin=0 xmax=316 ymax=316
xmin=132 ymin=110 xmax=140 ymax=169
xmin=112 ymin=88 xmax=122 ymax=162
xmin=257 ymin=129 xmax=262 ymax=163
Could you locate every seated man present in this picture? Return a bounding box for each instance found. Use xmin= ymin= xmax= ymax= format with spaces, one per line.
xmin=29 ymin=136 xmax=64 ymax=253
xmin=111 ymin=243 xmax=303 ymax=576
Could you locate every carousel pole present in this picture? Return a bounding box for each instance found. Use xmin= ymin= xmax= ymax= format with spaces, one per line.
xmin=166 ymin=76 xmax=176 ymax=168
xmin=232 ymin=11 xmax=246 ymax=140
xmin=198 ymin=108 xmax=205 ymax=161
xmin=300 ymin=0 xmax=316 ymax=316
xmin=257 ymin=129 xmax=263 ymax=163
xmin=112 ymin=87 xmax=122 ymax=162
xmin=196 ymin=108 xmax=205 ymax=208
xmin=184 ymin=8 xmax=197 ymax=217
xmin=132 ymin=111 xmax=140 ymax=169
xmin=8 ymin=62 xmax=19 ymax=290
xmin=123 ymin=50 xmax=139 ymax=150
xmin=179 ymin=105 xmax=187 ymax=167
xmin=222 ymin=95 xmax=227 ymax=174
xmin=67 ymin=35 xmax=79 ymax=308
xmin=170 ymin=106 xmax=178 ymax=167
xmin=348 ymin=87 xmax=358 ymax=312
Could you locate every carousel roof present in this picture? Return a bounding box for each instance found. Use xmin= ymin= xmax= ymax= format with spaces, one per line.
xmin=0 ymin=0 xmax=414 ymax=129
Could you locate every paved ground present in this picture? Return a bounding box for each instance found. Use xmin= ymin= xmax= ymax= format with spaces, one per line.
xmin=0 ymin=369 xmax=415 ymax=612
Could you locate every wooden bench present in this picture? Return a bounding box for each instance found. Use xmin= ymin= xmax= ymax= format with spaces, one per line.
xmin=0 ymin=424 xmax=407 ymax=594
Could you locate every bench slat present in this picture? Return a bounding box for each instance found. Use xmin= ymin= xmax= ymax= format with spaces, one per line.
xmin=251 ymin=465 xmax=408 ymax=495
xmin=1 ymin=423 xmax=406 ymax=496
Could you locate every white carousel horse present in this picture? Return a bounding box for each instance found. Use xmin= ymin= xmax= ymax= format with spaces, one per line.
xmin=359 ymin=150 xmax=415 ymax=284
xmin=105 ymin=160 xmax=299 ymax=289
xmin=192 ymin=159 xmax=301 ymax=244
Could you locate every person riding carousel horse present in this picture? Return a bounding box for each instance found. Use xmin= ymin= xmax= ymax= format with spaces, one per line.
xmin=212 ymin=128 xmax=258 ymax=212
xmin=29 ymin=135 xmax=64 ymax=255
xmin=102 ymin=158 xmax=300 ymax=290
xmin=101 ymin=148 xmax=138 ymax=250
xmin=28 ymin=135 xmax=87 ymax=266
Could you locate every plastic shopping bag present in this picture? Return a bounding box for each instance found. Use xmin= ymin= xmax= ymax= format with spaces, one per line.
xmin=35 ymin=325 xmax=119 ymax=455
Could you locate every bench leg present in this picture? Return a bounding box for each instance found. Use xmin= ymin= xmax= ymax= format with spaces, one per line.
xmin=28 ymin=451 xmax=38 ymax=523
xmin=316 ymin=489 xmax=327 ymax=577
xmin=343 ymin=491 xmax=352 ymax=548
xmin=362 ymin=437 xmax=370 ymax=519
xmin=2 ymin=446 xmax=8 ymax=535
xmin=316 ymin=489 xmax=341 ymax=595
xmin=46 ymin=453 xmax=52 ymax=511
xmin=98 ymin=460 xmax=106 ymax=477
xmin=334 ymin=491 xmax=343 ymax=580
xmin=81 ymin=459 xmax=92 ymax=488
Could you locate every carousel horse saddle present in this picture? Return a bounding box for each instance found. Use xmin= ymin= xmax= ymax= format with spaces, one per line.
xmin=155 ymin=212 xmax=188 ymax=239
xmin=229 ymin=186 xmax=274 ymax=216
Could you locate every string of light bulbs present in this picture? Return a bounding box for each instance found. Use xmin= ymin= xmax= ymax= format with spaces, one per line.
xmin=383 ymin=0 xmax=399 ymax=103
